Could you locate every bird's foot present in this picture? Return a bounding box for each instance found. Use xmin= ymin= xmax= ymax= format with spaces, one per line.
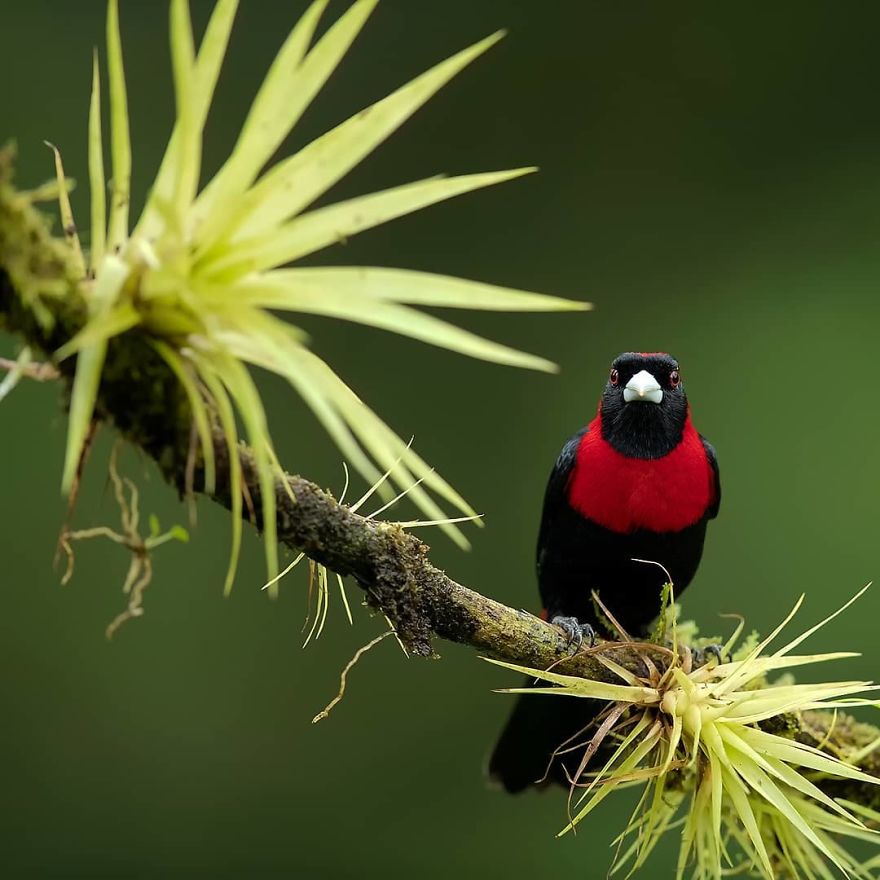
xmin=551 ymin=615 xmax=596 ymax=652
xmin=688 ymin=643 xmax=726 ymax=668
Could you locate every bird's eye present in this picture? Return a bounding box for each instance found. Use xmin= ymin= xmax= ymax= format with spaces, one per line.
xmin=610 ymin=369 xmax=619 ymax=386
xmin=670 ymin=370 xmax=680 ymax=388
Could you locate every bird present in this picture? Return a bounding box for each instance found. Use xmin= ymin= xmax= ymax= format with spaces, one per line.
xmin=488 ymin=351 xmax=720 ymax=793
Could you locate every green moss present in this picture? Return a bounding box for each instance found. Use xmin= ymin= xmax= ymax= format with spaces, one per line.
xmin=0 ymin=144 xmax=85 ymax=353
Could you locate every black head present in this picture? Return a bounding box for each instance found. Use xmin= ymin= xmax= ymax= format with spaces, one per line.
xmin=600 ymin=352 xmax=688 ymax=458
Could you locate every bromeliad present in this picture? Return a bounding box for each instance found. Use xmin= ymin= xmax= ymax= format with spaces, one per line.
xmin=48 ymin=0 xmax=589 ymax=595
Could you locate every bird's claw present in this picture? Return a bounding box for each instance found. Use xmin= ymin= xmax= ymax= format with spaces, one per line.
xmin=705 ymin=644 xmax=725 ymax=664
xmin=689 ymin=643 xmax=726 ymax=667
xmin=551 ymin=615 xmax=596 ymax=651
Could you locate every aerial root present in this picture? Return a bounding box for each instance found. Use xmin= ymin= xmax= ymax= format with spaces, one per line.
xmin=312 ymin=630 xmax=395 ymax=724
xmin=58 ymin=441 xmax=188 ymax=638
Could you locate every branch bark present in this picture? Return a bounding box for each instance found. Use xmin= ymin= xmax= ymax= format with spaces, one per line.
xmin=2 ymin=146 xmax=879 ymax=810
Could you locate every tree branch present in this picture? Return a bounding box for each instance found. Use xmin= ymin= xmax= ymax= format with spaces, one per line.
xmin=2 ymin=146 xmax=879 ymax=811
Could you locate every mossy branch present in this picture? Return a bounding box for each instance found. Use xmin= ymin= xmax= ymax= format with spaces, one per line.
xmin=1 ymin=147 xmax=879 ymax=809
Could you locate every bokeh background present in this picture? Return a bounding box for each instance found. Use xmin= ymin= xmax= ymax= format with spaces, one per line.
xmin=3 ymin=1 xmax=880 ymax=876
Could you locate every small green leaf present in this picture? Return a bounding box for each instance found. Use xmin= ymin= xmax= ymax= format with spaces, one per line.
xmin=61 ymin=255 xmax=130 ymax=495
xmin=230 ymin=278 xmax=560 ymax=371
xmin=152 ymin=341 xmax=216 ymax=495
xmin=149 ymin=513 xmax=161 ymax=537
xmin=720 ymin=766 xmax=774 ymax=879
xmin=486 ymin=656 xmax=660 ymax=703
xmin=255 ymin=266 xmax=591 ymax=312
xmin=88 ymin=51 xmax=106 ymax=272
xmin=169 ymin=0 xmax=197 ymax=217
xmin=106 ymin=0 xmax=132 ymax=252
xmin=195 ymin=361 xmax=242 ymax=596
xmin=168 ymin=525 xmax=190 ymax=543
xmin=202 ymin=169 xmax=535 ymax=278
xmin=210 ymin=353 xmax=279 ymax=592
xmin=62 ymin=344 xmax=107 ymax=495
xmin=45 ymin=142 xmax=85 ymax=278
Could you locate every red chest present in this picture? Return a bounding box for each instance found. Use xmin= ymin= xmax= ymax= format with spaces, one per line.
xmin=567 ymin=415 xmax=715 ymax=534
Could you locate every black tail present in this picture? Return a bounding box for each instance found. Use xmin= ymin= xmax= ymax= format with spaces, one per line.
xmin=488 ymin=683 xmax=601 ymax=793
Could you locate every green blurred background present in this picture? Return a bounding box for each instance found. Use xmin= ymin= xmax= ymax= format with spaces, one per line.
xmin=3 ymin=1 xmax=880 ymax=876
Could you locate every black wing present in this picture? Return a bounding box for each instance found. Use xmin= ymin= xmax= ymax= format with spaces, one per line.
xmin=700 ymin=435 xmax=721 ymax=519
xmin=536 ymin=426 xmax=587 ymax=583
